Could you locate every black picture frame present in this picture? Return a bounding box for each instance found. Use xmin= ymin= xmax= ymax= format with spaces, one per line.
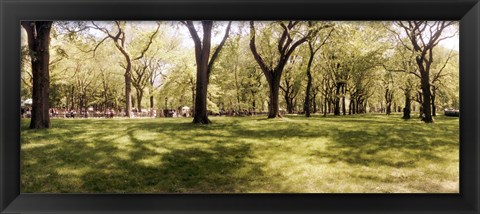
xmin=1 ymin=0 xmax=479 ymax=213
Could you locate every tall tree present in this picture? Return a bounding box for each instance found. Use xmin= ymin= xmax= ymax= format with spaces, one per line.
xmin=21 ymin=21 xmax=53 ymax=129
xmin=90 ymin=21 xmax=160 ymax=118
xmin=250 ymin=21 xmax=311 ymax=118
xmin=304 ymin=22 xmax=333 ymax=117
xmin=393 ymin=21 xmax=455 ymax=123
xmin=182 ymin=21 xmax=231 ymax=124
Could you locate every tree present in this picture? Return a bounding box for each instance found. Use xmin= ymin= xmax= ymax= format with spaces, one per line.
xmin=249 ymin=21 xmax=312 ymax=118
xmin=90 ymin=21 xmax=160 ymax=118
xmin=21 ymin=21 xmax=53 ymax=129
xmin=429 ymin=47 xmax=456 ymax=116
xmin=182 ymin=21 xmax=231 ymax=124
xmin=304 ymin=22 xmax=333 ymax=117
xmin=280 ymin=57 xmax=303 ymax=114
xmin=393 ymin=21 xmax=456 ymax=123
xmin=382 ymin=72 xmax=395 ymax=115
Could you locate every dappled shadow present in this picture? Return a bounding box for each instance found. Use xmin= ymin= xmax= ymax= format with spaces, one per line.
xmin=76 ymin=126 xmax=276 ymax=193
xmin=20 ymin=119 xmax=278 ymax=193
xmin=226 ymin=116 xmax=456 ymax=169
xmin=20 ymin=115 xmax=459 ymax=193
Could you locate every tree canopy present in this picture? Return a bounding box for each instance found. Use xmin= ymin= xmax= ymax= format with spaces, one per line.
xmin=21 ymin=21 xmax=459 ymax=127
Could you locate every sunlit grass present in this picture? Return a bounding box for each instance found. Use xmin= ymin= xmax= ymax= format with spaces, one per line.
xmin=20 ymin=113 xmax=459 ymax=193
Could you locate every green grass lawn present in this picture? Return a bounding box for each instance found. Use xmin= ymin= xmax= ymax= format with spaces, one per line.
xmin=20 ymin=113 xmax=459 ymax=193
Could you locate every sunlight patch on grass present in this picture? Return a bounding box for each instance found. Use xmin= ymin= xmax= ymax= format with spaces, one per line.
xmin=136 ymin=156 xmax=163 ymax=167
xmin=56 ymin=166 xmax=90 ymax=176
xmin=22 ymin=139 xmax=60 ymax=150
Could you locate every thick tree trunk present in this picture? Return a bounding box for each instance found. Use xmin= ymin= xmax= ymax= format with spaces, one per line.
xmin=150 ymin=95 xmax=154 ymax=109
xmin=193 ymin=63 xmax=210 ymax=123
xmin=191 ymin=22 xmax=213 ymax=124
xmin=286 ymin=96 xmax=294 ymax=114
xmin=432 ymin=96 xmax=436 ymax=116
xmin=22 ymin=21 xmax=52 ymax=129
xmin=268 ymin=78 xmax=281 ymax=118
xmin=420 ymin=73 xmax=433 ymax=122
xmin=137 ymin=90 xmax=143 ymax=112
xmin=403 ymin=89 xmax=411 ymax=119
xmin=334 ymin=84 xmax=341 ymax=115
xmin=185 ymin=21 xmax=230 ymax=124
xmin=124 ymin=65 xmax=132 ymax=117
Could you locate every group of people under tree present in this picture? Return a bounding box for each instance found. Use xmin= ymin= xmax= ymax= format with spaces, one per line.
xmin=21 ymin=21 xmax=459 ymax=128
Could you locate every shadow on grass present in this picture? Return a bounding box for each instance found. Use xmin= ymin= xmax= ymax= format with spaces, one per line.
xmin=21 ymin=119 xmax=276 ymax=193
xmin=227 ymin=115 xmax=456 ymax=169
xmin=20 ymin=115 xmax=458 ymax=193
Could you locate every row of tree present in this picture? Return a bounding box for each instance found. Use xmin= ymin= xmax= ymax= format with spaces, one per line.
xmin=21 ymin=21 xmax=458 ymax=128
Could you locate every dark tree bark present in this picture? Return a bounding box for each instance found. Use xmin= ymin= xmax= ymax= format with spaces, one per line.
xmin=333 ymin=84 xmax=342 ymax=115
xmin=304 ymin=52 xmax=314 ymax=117
xmin=183 ymin=21 xmax=231 ymax=124
xmin=431 ymin=85 xmax=437 ymax=116
xmin=150 ymin=96 xmax=154 ymax=109
xmin=21 ymin=21 xmax=53 ymax=129
xmin=250 ymin=21 xmax=311 ymax=118
xmin=403 ymin=88 xmax=412 ymax=119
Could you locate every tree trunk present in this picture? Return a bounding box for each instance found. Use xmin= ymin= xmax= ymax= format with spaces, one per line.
xmin=122 ymin=60 xmax=133 ymax=118
xmin=268 ymin=78 xmax=281 ymax=118
xmin=334 ymin=84 xmax=341 ymax=115
xmin=403 ymin=89 xmax=411 ymax=119
xmin=150 ymin=95 xmax=154 ymax=109
xmin=286 ymin=96 xmax=294 ymax=114
xmin=191 ymin=22 xmax=213 ymax=124
xmin=431 ymin=86 xmax=436 ymax=116
xmin=304 ymin=51 xmax=314 ymax=117
xmin=323 ymin=95 xmax=327 ymax=117
xmin=137 ymin=90 xmax=143 ymax=112
xmin=193 ymin=53 xmax=210 ymax=124
xmin=22 ymin=21 xmax=52 ymax=129
xmin=420 ymin=73 xmax=433 ymax=122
